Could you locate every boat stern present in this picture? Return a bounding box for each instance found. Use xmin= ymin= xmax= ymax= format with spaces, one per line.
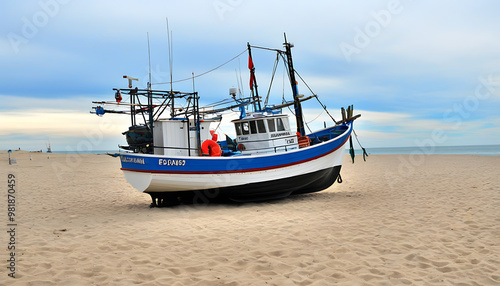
xmin=122 ymin=169 xmax=153 ymax=193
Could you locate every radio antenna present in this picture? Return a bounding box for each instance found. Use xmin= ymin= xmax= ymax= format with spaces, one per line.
xmin=166 ymin=18 xmax=173 ymax=92
xmin=147 ymin=32 xmax=152 ymax=90
xmin=166 ymin=18 xmax=174 ymax=117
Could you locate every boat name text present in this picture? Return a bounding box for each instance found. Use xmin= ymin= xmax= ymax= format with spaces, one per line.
xmin=159 ymin=159 xmax=186 ymax=166
xmin=271 ymin=132 xmax=291 ymax=138
xmin=121 ymin=156 xmax=145 ymax=164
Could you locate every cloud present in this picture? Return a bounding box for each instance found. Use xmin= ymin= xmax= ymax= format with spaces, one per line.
xmin=0 ymin=94 xmax=130 ymax=150
xmin=0 ymin=94 xmax=117 ymax=113
xmin=2 ymin=1 xmax=500 ymax=150
xmin=0 ymin=109 xmax=125 ymax=136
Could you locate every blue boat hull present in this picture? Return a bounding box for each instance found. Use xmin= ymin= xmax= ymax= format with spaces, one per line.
xmin=120 ymin=123 xmax=352 ymax=205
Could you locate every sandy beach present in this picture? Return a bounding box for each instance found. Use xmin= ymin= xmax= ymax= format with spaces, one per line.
xmin=1 ymin=151 xmax=499 ymax=285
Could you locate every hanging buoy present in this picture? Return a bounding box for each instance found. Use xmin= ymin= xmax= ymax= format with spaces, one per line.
xmin=115 ymin=90 xmax=122 ymax=103
xmin=297 ymin=132 xmax=311 ymax=149
xmin=209 ymin=130 xmax=218 ymax=141
xmin=237 ymin=143 xmax=246 ymax=151
xmin=201 ymin=140 xmax=222 ymax=157
xmin=96 ymin=106 xmax=105 ymax=116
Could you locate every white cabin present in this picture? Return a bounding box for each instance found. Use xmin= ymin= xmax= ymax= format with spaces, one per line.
xmin=153 ymin=119 xmax=213 ymax=156
xmin=232 ymin=114 xmax=299 ymax=155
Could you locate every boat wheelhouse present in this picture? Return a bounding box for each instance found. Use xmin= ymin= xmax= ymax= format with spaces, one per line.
xmin=232 ymin=113 xmax=299 ymax=155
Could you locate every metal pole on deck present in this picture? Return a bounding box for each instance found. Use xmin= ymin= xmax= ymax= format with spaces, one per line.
xmin=283 ymin=35 xmax=306 ymax=136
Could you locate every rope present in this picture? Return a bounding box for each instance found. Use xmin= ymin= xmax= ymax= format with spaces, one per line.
xmin=353 ymin=129 xmax=368 ymax=161
xmin=306 ymin=108 xmax=324 ymax=125
xmin=315 ymin=96 xmax=337 ymax=124
xmin=349 ymin=136 xmax=355 ymax=163
xmin=265 ymin=53 xmax=280 ymax=107
xmin=213 ymin=120 xmax=222 ymax=133
xmin=294 ymin=70 xmax=315 ymax=95
xmin=153 ymin=49 xmax=248 ymax=85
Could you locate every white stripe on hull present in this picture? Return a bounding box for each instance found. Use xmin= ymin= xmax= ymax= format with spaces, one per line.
xmin=122 ymin=144 xmax=346 ymax=193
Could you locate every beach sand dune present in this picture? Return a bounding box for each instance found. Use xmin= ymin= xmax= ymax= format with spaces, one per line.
xmin=1 ymin=152 xmax=499 ymax=285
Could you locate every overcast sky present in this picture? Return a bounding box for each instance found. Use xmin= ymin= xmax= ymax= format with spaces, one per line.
xmin=2 ymin=0 xmax=499 ymax=151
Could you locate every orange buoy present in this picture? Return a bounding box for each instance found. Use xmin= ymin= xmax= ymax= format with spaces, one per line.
xmin=201 ymin=140 xmax=222 ymax=157
xmin=297 ymin=135 xmax=311 ymax=149
xmin=209 ymin=130 xmax=218 ymax=141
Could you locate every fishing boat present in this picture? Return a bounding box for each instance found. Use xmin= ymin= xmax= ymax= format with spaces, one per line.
xmin=92 ymin=36 xmax=362 ymax=206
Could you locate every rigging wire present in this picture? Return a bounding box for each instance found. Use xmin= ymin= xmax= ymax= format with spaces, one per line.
xmin=153 ymin=92 xmax=173 ymax=120
xmin=276 ymin=52 xmax=313 ymax=133
xmin=294 ymin=70 xmax=337 ymax=124
xmin=204 ymin=97 xmax=235 ymax=108
xmin=238 ymin=58 xmax=245 ymax=97
xmin=235 ymin=68 xmax=241 ymax=97
xmin=152 ymin=49 xmax=248 ymax=85
xmin=213 ymin=120 xmax=222 ymax=133
xmin=105 ymin=43 xmax=340 ymax=131
xmin=264 ymin=52 xmax=281 ymax=107
xmin=306 ymin=108 xmax=324 ymax=125
xmin=286 ymin=105 xmax=313 ymax=134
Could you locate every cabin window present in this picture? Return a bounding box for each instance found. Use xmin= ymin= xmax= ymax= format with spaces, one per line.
xmin=282 ymin=118 xmax=290 ymax=130
xmin=276 ymin=118 xmax=285 ymax=131
xmin=242 ymin=122 xmax=250 ymax=135
xmin=249 ymin=121 xmax=257 ymax=134
xmin=235 ymin=123 xmax=242 ymax=135
xmin=257 ymin=120 xmax=266 ymax=133
xmin=267 ymin=119 xmax=276 ymax=132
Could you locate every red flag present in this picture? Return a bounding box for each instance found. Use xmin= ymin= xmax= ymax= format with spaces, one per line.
xmin=248 ymin=55 xmax=254 ymax=69
xmin=248 ymin=55 xmax=255 ymax=89
xmin=249 ymin=73 xmax=254 ymax=90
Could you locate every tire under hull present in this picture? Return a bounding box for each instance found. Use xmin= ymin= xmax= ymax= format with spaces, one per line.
xmin=146 ymin=165 xmax=341 ymax=204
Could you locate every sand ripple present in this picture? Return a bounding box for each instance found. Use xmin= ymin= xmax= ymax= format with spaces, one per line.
xmin=1 ymin=153 xmax=499 ymax=285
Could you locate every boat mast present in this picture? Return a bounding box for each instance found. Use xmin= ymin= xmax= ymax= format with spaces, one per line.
xmin=166 ymin=18 xmax=175 ymax=118
xmin=147 ymin=33 xmax=154 ymax=151
xmin=147 ymin=86 xmax=154 ymax=152
xmin=283 ymin=34 xmax=306 ymax=136
xmin=247 ymin=43 xmax=262 ymax=112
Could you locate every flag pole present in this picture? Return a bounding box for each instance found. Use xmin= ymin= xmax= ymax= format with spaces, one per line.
xmin=247 ymin=43 xmax=262 ymax=112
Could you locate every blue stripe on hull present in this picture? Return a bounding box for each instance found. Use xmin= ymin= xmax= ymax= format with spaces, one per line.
xmin=120 ymin=123 xmax=352 ymax=174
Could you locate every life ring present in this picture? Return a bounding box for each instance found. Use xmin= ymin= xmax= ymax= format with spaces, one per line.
xmin=201 ymin=140 xmax=222 ymax=157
